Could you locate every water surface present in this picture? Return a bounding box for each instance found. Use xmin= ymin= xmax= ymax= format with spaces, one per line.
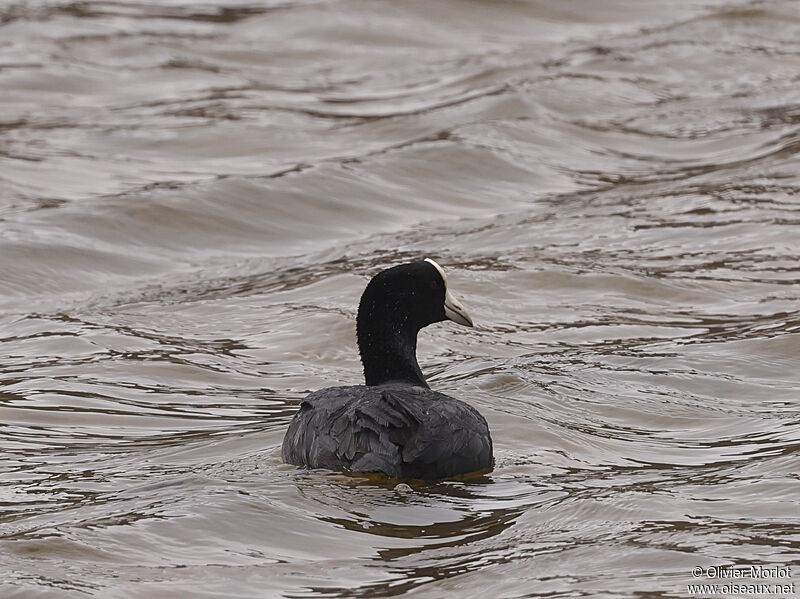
xmin=1 ymin=0 xmax=799 ymax=597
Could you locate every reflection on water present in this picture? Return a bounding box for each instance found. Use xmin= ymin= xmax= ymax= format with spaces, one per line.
xmin=2 ymin=0 xmax=799 ymax=597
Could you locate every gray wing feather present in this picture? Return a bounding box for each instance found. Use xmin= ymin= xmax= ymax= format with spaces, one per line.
xmin=281 ymin=384 xmax=493 ymax=479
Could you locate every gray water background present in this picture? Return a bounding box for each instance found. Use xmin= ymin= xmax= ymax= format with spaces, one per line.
xmin=1 ymin=1 xmax=799 ymax=597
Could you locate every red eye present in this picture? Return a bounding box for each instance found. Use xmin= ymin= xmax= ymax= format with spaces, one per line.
xmin=430 ymin=280 xmax=438 ymax=290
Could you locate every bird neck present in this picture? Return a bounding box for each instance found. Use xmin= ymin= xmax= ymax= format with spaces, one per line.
xmin=357 ymin=317 xmax=428 ymax=388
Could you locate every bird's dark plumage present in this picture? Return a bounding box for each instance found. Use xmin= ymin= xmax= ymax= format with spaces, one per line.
xmin=281 ymin=259 xmax=493 ymax=480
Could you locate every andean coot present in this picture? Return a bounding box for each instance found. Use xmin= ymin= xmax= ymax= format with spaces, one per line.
xmin=281 ymin=258 xmax=493 ymax=479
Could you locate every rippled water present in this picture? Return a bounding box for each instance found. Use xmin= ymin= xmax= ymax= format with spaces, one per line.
xmin=2 ymin=0 xmax=799 ymax=597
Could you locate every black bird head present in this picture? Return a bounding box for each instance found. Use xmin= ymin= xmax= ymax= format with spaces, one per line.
xmin=357 ymin=259 xmax=473 ymax=387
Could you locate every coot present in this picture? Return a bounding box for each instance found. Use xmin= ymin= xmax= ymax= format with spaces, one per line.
xmin=281 ymin=259 xmax=493 ymax=480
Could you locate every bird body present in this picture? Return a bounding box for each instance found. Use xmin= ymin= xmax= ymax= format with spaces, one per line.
xmin=282 ymin=382 xmax=492 ymax=479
